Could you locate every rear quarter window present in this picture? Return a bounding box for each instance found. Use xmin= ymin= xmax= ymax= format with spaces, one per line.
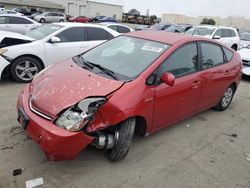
xmin=223 ymin=47 xmax=234 ymax=61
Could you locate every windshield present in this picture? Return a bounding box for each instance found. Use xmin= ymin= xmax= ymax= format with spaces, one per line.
xmin=186 ymin=27 xmax=215 ymax=36
xmin=26 ymin=24 xmax=63 ymax=40
xmin=240 ymin=33 xmax=250 ymax=41
xmin=79 ymin=36 xmax=170 ymax=80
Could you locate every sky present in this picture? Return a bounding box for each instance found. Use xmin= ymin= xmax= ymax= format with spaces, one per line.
xmin=93 ymin=0 xmax=250 ymax=18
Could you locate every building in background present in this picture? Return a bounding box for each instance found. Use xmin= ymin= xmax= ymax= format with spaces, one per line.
xmin=162 ymin=13 xmax=250 ymax=30
xmin=0 ymin=0 xmax=64 ymax=12
xmin=46 ymin=0 xmax=123 ymax=19
xmin=0 ymin=0 xmax=123 ymax=20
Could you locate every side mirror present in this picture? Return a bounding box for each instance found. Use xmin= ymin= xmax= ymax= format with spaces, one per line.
xmin=213 ymin=35 xmax=221 ymax=39
xmin=50 ymin=36 xmax=61 ymax=43
xmin=161 ymin=72 xmax=175 ymax=86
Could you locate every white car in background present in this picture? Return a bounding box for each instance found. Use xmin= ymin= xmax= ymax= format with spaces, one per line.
xmin=0 ymin=10 xmax=23 ymax=16
xmin=238 ymin=46 xmax=250 ymax=76
xmin=0 ymin=23 xmax=120 ymax=82
xmin=99 ymin=22 xmax=134 ymax=33
xmin=186 ymin=25 xmax=240 ymax=50
xmin=34 ymin=12 xmax=66 ymax=23
xmin=0 ymin=14 xmax=41 ymax=34
xmin=239 ymin=32 xmax=250 ymax=49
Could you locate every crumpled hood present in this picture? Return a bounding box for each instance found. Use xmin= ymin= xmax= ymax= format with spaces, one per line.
xmin=0 ymin=31 xmax=35 ymax=48
xmin=29 ymin=59 xmax=124 ymax=117
xmin=0 ymin=31 xmax=35 ymax=42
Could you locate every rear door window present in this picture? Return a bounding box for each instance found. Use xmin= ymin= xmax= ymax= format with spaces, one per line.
xmin=56 ymin=27 xmax=85 ymax=42
xmin=223 ymin=47 xmax=234 ymax=61
xmin=86 ymin=27 xmax=113 ymax=41
xmin=200 ymin=42 xmax=224 ymax=69
xmin=117 ymin=26 xmax=130 ymax=33
xmin=108 ymin=25 xmax=118 ymax=32
xmin=9 ymin=17 xmax=32 ymax=24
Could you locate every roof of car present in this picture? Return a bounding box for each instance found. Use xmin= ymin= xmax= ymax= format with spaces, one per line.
xmin=99 ymin=22 xmax=132 ymax=28
xmin=125 ymin=31 xmax=205 ymax=45
xmin=55 ymin=22 xmax=115 ymax=28
xmin=196 ymin=25 xmax=236 ymax=30
xmin=0 ymin=14 xmax=24 ymax=17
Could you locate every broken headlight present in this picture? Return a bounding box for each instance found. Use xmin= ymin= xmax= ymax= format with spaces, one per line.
xmin=0 ymin=48 xmax=8 ymax=55
xmin=55 ymin=97 xmax=107 ymax=132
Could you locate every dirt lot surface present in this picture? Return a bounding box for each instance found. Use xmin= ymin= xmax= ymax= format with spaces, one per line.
xmin=0 ymin=79 xmax=250 ymax=188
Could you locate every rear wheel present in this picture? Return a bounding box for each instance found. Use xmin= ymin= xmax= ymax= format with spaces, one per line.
xmin=10 ymin=56 xmax=42 ymax=83
xmin=215 ymin=85 xmax=235 ymax=111
xmin=105 ymin=118 xmax=135 ymax=161
xmin=59 ymin=19 xmax=64 ymax=22
xmin=40 ymin=18 xmax=45 ymax=23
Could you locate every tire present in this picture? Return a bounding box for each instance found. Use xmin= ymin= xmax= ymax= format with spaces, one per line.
xmin=40 ymin=18 xmax=45 ymax=23
xmin=105 ymin=118 xmax=135 ymax=161
xmin=59 ymin=19 xmax=64 ymax=22
xmin=215 ymin=85 xmax=235 ymax=111
xmin=10 ymin=56 xmax=43 ymax=83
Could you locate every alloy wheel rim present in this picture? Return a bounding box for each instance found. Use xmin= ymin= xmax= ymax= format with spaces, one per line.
xmin=222 ymin=87 xmax=233 ymax=108
xmin=15 ymin=60 xmax=38 ymax=81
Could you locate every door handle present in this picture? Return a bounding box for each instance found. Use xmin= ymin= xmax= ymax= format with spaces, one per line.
xmin=192 ymin=80 xmax=201 ymax=89
xmin=224 ymin=70 xmax=230 ymax=75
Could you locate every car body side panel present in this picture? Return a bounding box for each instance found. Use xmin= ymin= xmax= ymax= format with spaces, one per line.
xmin=198 ymin=52 xmax=242 ymax=112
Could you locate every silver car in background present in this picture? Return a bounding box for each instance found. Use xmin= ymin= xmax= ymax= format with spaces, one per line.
xmin=0 ymin=14 xmax=41 ymax=34
xmin=34 ymin=12 xmax=66 ymax=23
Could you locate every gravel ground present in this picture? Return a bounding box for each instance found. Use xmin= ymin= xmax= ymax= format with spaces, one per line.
xmin=0 ymin=78 xmax=250 ymax=188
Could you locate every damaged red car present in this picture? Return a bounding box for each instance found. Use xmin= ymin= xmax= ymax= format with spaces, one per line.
xmin=17 ymin=32 xmax=242 ymax=161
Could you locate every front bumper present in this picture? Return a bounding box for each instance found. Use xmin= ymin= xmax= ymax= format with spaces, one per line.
xmin=0 ymin=55 xmax=10 ymax=80
xmin=17 ymin=85 xmax=94 ymax=161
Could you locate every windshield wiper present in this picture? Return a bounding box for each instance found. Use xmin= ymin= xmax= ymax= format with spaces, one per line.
xmin=77 ymin=56 xmax=118 ymax=80
xmin=77 ymin=56 xmax=94 ymax=69
xmin=88 ymin=62 xmax=118 ymax=80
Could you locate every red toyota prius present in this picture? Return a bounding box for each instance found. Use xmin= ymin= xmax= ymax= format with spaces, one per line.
xmin=17 ymin=32 xmax=242 ymax=161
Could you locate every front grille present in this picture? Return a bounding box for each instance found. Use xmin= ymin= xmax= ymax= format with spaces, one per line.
xmin=29 ymin=100 xmax=53 ymax=121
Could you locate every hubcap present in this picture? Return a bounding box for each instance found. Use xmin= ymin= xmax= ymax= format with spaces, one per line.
xmin=222 ymin=87 xmax=233 ymax=108
xmin=15 ymin=60 xmax=38 ymax=81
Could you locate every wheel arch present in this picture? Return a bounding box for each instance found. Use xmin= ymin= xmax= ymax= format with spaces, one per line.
xmin=231 ymin=44 xmax=238 ymax=50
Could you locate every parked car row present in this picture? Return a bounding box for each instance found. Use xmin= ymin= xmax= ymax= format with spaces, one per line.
xmin=0 ymin=23 xmax=120 ymax=82
xmin=0 ymin=13 xmax=244 ymax=162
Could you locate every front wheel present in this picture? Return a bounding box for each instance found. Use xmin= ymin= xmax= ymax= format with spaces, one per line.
xmin=10 ymin=56 xmax=42 ymax=83
xmin=215 ymin=85 xmax=235 ymax=111
xmin=105 ymin=118 xmax=135 ymax=161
